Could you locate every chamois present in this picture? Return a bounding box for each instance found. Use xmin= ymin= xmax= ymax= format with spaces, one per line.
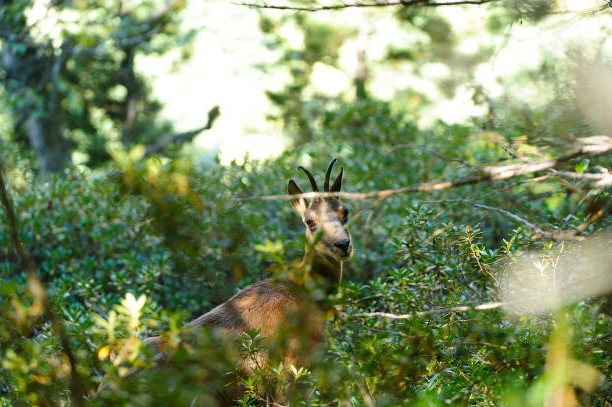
xmin=142 ymin=158 xmax=353 ymax=395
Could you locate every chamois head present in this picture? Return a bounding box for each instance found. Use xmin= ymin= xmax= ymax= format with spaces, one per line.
xmin=288 ymin=157 xmax=353 ymax=263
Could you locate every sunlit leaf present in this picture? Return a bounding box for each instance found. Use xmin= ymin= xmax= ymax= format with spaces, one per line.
xmin=98 ymin=346 xmax=110 ymax=361
xmin=575 ymin=159 xmax=589 ymax=174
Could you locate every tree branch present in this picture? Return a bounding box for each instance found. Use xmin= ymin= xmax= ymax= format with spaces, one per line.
xmin=144 ymin=105 xmax=221 ymax=157
xmin=349 ymin=260 xmax=612 ymax=320
xmin=0 ymin=165 xmax=87 ymax=406
xmin=350 ymin=300 xmax=505 ymax=320
xmin=235 ymin=0 xmax=501 ymax=12
xmin=549 ymin=168 xmax=612 ymax=188
xmin=240 ymin=135 xmax=612 ymax=202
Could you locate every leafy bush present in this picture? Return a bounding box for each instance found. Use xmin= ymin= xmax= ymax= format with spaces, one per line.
xmin=1 ymin=100 xmax=611 ymax=405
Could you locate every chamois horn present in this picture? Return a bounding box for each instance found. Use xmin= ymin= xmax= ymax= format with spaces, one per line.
xmin=298 ymin=165 xmax=318 ymax=192
xmin=324 ymin=157 xmax=338 ymax=192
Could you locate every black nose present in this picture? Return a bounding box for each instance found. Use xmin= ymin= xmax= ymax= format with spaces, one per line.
xmin=334 ymin=239 xmax=351 ymax=252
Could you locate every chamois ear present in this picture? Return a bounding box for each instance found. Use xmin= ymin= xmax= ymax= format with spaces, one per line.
xmin=330 ymin=167 xmax=343 ymax=192
xmin=288 ymin=179 xmax=307 ymax=213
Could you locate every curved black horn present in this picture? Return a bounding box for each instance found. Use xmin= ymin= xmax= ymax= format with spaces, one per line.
xmin=323 ymin=157 xmax=338 ymax=192
xmin=298 ymin=166 xmax=318 ymax=192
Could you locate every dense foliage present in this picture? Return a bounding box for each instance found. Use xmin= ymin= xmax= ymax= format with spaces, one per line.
xmin=1 ymin=0 xmax=612 ymax=406
xmin=1 ymin=99 xmax=611 ymax=405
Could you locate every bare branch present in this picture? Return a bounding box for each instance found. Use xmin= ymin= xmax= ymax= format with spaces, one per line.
xmin=235 ymin=0 xmax=501 ymax=12
xmin=421 ymin=199 xmax=609 ymax=241
xmin=350 ymin=248 xmax=612 ymax=320
xmin=144 ymin=105 xmax=220 ymax=157
xmin=549 ymin=168 xmax=612 ymax=188
xmin=350 ymin=301 xmax=505 ymax=320
xmin=239 ymin=135 xmax=612 ymax=202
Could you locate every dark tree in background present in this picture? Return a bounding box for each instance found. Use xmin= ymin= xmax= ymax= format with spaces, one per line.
xmin=0 ymin=0 xmax=198 ymax=172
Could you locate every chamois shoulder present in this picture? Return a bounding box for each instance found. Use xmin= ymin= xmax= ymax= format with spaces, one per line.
xmin=186 ymin=279 xmax=301 ymax=337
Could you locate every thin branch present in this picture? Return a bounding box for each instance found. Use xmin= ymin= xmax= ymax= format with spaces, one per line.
xmin=549 ymin=168 xmax=612 ymax=188
xmin=0 ymin=28 xmax=40 ymax=48
xmin=349 ymin=262 xmax=612 ymax=321
xmin=235 ymin=0 xmax=501 ymax=12
xmin=0 ymin=165 xmax=87 ymax=407
xmin=144 ymin=105 xmax=220 ymax=157
xmin=350 ymin=300 xmax=505 ymax=320
xmin=421 ymin=199 xmax=608 ymax=241
xmin=386 ymin=143 xmax=476 ymax=168
xmin=238 ymin=135 xmax=612 ymax=203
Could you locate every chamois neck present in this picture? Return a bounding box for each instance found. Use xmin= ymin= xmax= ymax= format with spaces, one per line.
xmin=309 ymin=252 xmax=343 ymax=287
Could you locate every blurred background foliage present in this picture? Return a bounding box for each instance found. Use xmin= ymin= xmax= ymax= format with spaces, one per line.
xmin=1 ymin=0 xmax=612 ymax=405
xmin=0 ymin=0 xmax=196 ymax=171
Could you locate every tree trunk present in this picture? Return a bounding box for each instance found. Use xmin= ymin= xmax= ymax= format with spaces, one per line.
xmin=1 ymin=40 xmax=72 ymax=172
xmin=23 ymin=116 xmax=71 ymax=173
xmin=121 ymin=45 xmax=138 ymax=146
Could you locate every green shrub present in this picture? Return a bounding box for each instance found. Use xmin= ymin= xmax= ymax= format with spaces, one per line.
xmin=1 ymin=100 xmax=610 ymax=405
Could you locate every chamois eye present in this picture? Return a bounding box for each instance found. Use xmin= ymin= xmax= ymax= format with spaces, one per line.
xmin=341 ymin=206 xmax=350 ymax=222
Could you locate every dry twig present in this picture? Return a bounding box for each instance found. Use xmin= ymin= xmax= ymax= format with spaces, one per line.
xmin=235 ymin=0 xmax=501 ymax=12
xmin=240 ymin=136 xmax=612 ymax=203
xmin=350 ymin=301 xmax=505 ymax=320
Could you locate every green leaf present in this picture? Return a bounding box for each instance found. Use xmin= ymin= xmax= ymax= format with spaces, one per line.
xmin=575 ymin=159 xmax=590 ymax=174
xmin=254 ymin=239 xmax=284 ymax=255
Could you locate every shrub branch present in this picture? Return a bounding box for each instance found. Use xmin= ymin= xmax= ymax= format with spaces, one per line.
xmin=421 ymin=199 xmax=608 ymax=241
xmin=243 ymin=135 xmax=612 ymax=202
xmin=0 ymin=165 xmax=87 ymax=407
xmin=235 ymin=0 xmax=501 ymax=12
xmin=349 ymin=268 xmax=612 ymax=320
xmin=351 ymin=300 xmax=505 ymax=320
xmin=144 ymin=105 xmax=220 ymax=157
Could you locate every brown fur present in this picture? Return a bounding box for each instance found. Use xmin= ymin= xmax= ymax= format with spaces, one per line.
xmin=183 ymin=279 xmax=325 ymax=368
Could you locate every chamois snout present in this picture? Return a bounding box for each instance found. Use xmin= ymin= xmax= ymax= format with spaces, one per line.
xmin=328 ymin=235 xmax=353 ymax=260
xmin=334 ymin=239 xmax=352 ymax=257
